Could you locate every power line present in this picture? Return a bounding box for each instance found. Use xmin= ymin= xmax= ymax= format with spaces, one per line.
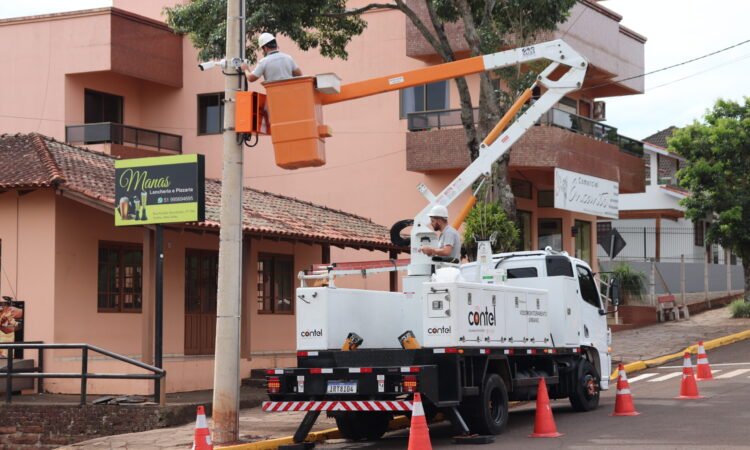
xmin=648 ymin=51 xmax=750 ymax=91
xmin=583 ymin=38 xmax=750 ymax=91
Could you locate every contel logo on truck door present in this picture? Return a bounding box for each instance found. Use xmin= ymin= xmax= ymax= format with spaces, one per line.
xmin=468 ymin=306 xmax=496 ymax=326
xmin=299 ymin=329 xmax=323 ymax=338
xmin=427 ymin=326 xmax=451 ymax=335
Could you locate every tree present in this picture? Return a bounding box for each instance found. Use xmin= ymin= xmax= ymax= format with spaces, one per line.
xmin=165 ymin=0 xmax=577 ymax=215
xmin=669 ymin=97 xmax=750 ymax=303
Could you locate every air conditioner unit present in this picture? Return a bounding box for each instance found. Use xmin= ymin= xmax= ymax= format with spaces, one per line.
xmin=593 ymin=101 xmax=606 ymax=121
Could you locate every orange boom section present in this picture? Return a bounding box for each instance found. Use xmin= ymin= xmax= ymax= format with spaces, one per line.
xmin=239 ymin=56 xmax=488 ymax=170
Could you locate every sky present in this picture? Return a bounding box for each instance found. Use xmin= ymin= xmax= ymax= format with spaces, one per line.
xmin=1 ymin=0 xmax=749 ymax=141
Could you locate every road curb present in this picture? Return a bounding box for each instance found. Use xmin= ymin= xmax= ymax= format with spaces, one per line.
xmin=610 ymin=328 xmax=750 ymax=381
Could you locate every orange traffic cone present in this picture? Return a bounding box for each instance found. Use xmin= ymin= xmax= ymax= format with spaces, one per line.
xmin=408 ymin=393 xmax=432 ymax=450
xmin=529 ymin=378 xmax=564 ymax=438
xmin=192 ymin=405 xmax=213 ymax=450
xmin=611 ymin=363 xmax=640 ymax=416
xmin=675 ymin=352 xmax=704 ymax=399
xmin=695 ymin=341 xmax=714 ymax=381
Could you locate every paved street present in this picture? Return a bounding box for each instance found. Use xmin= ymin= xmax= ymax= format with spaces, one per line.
xmin=319 ymin=339 xmax=750 ymax=449
xmin=61 ymin=305 xmax=750 ymax=449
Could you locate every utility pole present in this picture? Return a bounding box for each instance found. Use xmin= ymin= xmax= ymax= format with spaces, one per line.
xmin=213 ymin=0 xmax=245 ymax=443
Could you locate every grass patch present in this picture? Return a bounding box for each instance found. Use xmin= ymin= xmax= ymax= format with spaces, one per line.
xmin=729 ymin=299 xmax=750 ymax=318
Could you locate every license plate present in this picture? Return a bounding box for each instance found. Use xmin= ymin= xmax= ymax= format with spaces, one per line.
xmin=327 ymin=381 xmax=357 ymax=394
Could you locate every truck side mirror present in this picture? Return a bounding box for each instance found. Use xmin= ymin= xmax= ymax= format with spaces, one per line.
xmin=609 ymin=277 xmax=621 ymax=307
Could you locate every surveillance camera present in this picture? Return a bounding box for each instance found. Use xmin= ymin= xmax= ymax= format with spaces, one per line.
xmin=198 ymin=61 xmax=220 ymax=71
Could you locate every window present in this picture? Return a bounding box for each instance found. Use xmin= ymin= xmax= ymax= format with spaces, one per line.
xmin=507 ymin=267 xmax=538 ymax=279
xmin=574 ymin=220 xmax=592 ymax=265
xmin=644 ymin=154 xmax=651 ymax=185
xmin=576 ymin=265 xmax=601 ymax=308
xmin=516 ymin=210 xmax=532 ymax=251
xmin=537 ymin=191 xmax=554 ymax=208
xmin=198 ymin=93 xmax=225 ymax=135
xmin=511 ymin=178 xmax=532 ymax=199
xmin=694 ymin=221 xmax=704 ymax=247
xmin=85 ymin=89 xmax=123 ymax=124
xmin=546 ymin=255 xmax=574 ymax=277
xmin=257 ymin=254 xmax=294 ymax=314
xmin=97 ymin=243 xmax=142 ymax=312
xmin=556 ymin=96 xmax=577 ymax=115
xmin=538 ymin=219 xmax=562 ymax=251
xmin=597 ymin=222 xmax=612 ymax=244
xmin=399 ymin=81 xmax=449 ymax=118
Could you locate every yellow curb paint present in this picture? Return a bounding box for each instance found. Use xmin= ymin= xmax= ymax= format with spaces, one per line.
xmin=609 ymin=328 xmax=750 ymax=381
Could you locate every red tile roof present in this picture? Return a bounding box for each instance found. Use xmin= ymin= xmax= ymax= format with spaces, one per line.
xmin=0 ymin=133 xmax=398 ymax=250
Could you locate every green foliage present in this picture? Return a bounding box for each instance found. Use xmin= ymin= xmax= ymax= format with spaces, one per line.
xmin=164 ymin=0 xmax=367 ymax=63
xmin=462 ymin=201 xmax=519 ymax=256
xmin=670 ymin=97 xmax=750 ymax=258
xmin=729 ymin=298 xmax=750 ymax=318
xmin=608 ymin=263 xmax=647 ymax=302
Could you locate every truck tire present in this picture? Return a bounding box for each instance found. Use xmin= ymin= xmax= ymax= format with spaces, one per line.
xmin=461 ymin=373 xmax=509 ymax=435
xmin=569 ymin=359 xmax=600 ymax=411
xmin=334 ymin=412 xmax=391 ymax=441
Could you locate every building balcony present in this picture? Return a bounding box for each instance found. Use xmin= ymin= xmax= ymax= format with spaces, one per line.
xmin=405 ymin=108 xmax=645 ymax=194
xmin=404 ymin=0 xmax=645 ymax=97
xmin=65 ymin=122 xmax=182 ymax=157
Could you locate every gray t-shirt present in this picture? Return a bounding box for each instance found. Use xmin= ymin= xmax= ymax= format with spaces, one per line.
xmin=251 ymin=51 xmax=299 ymax=82
xmin=437 ymin=225 xmax=462 ymax=261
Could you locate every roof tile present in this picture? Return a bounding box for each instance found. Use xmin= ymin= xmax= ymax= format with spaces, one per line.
xmin=0 ymin=133 xmax=396 ymax=250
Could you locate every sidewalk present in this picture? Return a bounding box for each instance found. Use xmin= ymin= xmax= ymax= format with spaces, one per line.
xmin=62 ymin=305 xmax=750 ymax=449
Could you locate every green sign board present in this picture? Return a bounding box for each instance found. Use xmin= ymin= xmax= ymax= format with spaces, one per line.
xmin=114 ymin=154 xmax=205 ymax=226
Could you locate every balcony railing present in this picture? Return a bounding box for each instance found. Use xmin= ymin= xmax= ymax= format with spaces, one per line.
xmin=65 ymin=122 xmax=182 ymax=154
xmin=407 ymin=107 xmax=643 ymax=157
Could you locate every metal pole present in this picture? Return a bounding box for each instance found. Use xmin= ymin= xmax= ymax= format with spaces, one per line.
xmin=155 ymin=224 xmax=164 ymax=402
xmin=81 ymin=347 xmax=88 ymax=406
xmin=680 ymin=254 xmax=686 ymax=306
xmin=643 ymin=227 xmax=646 ymax=260
xmin=649 ymin=258 xmax=656 ymax=307
xmin=213 ymin=0 xmax=244 ymax=443
xmin=704 ymin=249 xmax=710 ymax=306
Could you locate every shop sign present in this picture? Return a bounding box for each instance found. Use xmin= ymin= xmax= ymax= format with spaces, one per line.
xmin=554 ymin=168 xmax=618 ymax=219
xmin=114 ymin=154 xmax=205 ymax=226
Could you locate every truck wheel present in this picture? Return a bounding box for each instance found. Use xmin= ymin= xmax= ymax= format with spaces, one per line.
xmin=334 ymin=412 xmax=391 ymax=441
xmin=569 ymin=359 xmax=600 ymax=411
xmin=461 ymin=373 xmax=509 ymax=435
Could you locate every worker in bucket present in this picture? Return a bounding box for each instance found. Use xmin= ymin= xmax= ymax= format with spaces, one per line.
xmin=419 ymin=205 xmax=462 ymax=263
xmin=241 ymin=32 xmax=302 ymax=83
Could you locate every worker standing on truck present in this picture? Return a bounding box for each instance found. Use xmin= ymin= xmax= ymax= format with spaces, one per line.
xmin=419 ymin=205 xmax=462 ymax=263
xmin=241 ymin=33 xmax=302 ymax=83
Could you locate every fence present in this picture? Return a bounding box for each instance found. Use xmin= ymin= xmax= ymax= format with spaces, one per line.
xmin=599 ymin=226 xmax=740 ymax=265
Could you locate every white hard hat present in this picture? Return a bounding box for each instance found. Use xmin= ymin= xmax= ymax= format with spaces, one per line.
xmin=429 ymin=205 xmax=449 ymax=219
xmin=258 ymin=32 xmax=276 ymax=48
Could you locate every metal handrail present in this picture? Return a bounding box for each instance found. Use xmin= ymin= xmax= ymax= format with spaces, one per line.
xmin=0 ymin=343 xmax=166 ymax=405
xmin=65 ymin=122 xmax=182 ymax=154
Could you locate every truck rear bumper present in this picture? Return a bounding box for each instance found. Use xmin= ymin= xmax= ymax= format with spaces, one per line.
xmin=262 ymin=400 xmax=413 ymax=412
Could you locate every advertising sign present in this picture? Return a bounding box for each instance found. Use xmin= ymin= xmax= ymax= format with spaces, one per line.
xmin=0 ymin=299 xmax=23 ymax=358
xmin=554 ymin=168 xmax=619 ymax=219
xmin=114 ymin=154 xmax=205 ymax=226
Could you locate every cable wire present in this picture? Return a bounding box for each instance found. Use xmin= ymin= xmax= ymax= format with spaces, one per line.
xmin=583 ymin=38 xmax=750 ymax=91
